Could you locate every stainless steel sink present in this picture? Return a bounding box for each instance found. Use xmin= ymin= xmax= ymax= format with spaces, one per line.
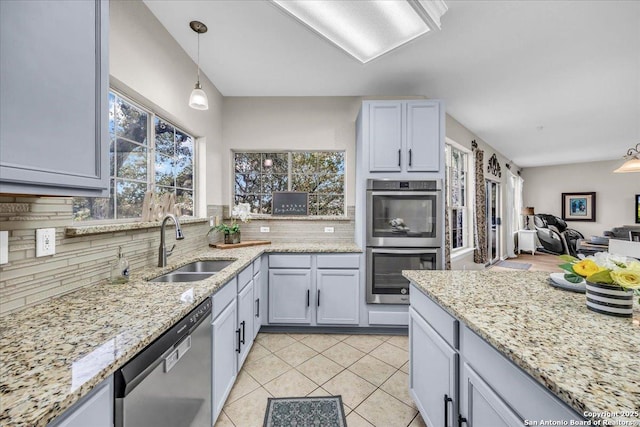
xmin=173 ymin=260 xmax=235 ymax=273
xmin=149 ymin=272 xmax=215 ymax=283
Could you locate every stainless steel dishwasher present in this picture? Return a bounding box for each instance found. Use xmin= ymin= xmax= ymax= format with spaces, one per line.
xmin=115 ymin=298 xmax=212 ymax=427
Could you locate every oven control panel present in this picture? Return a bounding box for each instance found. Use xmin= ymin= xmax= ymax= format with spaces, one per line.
xmin=367 ymin=179 xmax=440 ymax=191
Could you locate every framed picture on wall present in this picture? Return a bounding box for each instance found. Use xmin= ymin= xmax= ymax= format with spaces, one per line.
xmin=561 ymin=192 xmax=596 ymax=222
xmin=635 ymin=194 xmax=640 ymax=224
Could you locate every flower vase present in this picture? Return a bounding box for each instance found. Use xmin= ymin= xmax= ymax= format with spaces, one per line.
xmin=585 ymin=281 xmax=633 ymax=318
xmin=224 ymin=232 xmax=241 ymax=245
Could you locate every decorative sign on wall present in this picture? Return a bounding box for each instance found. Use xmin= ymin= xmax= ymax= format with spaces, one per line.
xmin=487 ymin=153 xmax=502 ymax=178
xmin=272 ymin=192 xmax=308 ymax=216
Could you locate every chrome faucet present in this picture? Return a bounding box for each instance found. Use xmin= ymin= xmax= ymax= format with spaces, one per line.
xmin=158 ymin=214 xmax=185 ymax=267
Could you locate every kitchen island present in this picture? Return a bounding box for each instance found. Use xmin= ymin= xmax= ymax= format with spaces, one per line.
xmin=0 ymin=242 xmax=360 ymax=427
xmin=403 ymin=270 xmax=640 ymax=425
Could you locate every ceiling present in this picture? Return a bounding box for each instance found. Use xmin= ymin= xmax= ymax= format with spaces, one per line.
xmin=144 ymin=0 xmax=640 ymax=168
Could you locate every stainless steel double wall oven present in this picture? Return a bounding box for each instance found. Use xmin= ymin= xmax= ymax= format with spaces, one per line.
xmin=366 ymin=179 xmax=443 ymax=304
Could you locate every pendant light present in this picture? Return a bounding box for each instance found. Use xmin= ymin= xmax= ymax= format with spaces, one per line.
xmin=613 ymin=143 xmax=640 ymax=173
xmin=188 ymin=20 xmax=208 ymax=111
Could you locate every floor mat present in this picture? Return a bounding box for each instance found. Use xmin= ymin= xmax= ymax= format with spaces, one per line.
xmin=494 ymin=260 xmax=532 ymax=270
xmin=263 ymin=396 xmax=346 ymax=427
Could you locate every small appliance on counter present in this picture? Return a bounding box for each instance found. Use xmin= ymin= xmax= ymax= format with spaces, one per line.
xmin=110 ymin=246 xmax=130 ymax=284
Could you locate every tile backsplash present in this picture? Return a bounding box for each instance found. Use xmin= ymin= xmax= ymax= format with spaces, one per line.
xmin=0 ymin=200 xmax=355 ymax=316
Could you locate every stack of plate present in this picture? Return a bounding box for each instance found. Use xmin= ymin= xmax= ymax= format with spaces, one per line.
xmin=547 ymin=273 xmax=586 ymax=293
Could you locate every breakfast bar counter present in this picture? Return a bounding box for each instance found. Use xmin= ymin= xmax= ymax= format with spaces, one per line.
xmin=403 ymin=270 xmax=640 ymax=424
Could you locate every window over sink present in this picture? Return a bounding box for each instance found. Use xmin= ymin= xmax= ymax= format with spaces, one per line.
xmin=73 ymin=91 xmax=196 ymax=221
xmin=233 ymin=151 xmax=345 ymax=215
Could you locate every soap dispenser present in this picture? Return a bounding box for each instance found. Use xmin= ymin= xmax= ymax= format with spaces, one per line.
xmin=111 ymin=246 xmax=130 ymax=284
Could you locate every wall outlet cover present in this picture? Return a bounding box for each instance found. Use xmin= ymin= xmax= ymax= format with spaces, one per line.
xmin=324 ymin=227 xmax=335 ymax=233
xmin=260 ymin=226 xmax=270 ymax=233
xmin=36 ymin=228 xmax=56 ymax=257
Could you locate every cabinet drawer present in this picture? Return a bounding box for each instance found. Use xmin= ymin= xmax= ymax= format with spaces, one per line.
xmin=410 ymin=284 xmax=458 ymax=348
xmin=269 ymin=254 xmax=312 ymax=269
xmin=460 ymin=325 xmax=583 ymax=422
xmin=317 ymin=254 xmax=360 ymax=269
xmin=253 ymin=256 xmax=262 ymax=276
xmin=212 ymin=277 xmax=237 ymax=318
xmin=238 ymin=265 xmax=253 ymax=291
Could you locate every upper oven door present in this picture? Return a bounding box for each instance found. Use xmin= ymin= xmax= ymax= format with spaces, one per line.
xmin=367 ymin=190 xmax=442 ymax=247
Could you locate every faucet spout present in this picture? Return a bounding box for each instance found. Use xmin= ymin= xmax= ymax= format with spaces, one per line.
xmin=158 ymin=214 xmax=185 ymax=267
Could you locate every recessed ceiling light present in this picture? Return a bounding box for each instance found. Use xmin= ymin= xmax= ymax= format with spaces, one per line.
xmin=271 ymin=0 xmax=448 ymax=63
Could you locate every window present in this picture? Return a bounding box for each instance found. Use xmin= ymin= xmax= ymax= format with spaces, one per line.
xmin=445 ymin=142 xmax=472 ymax=251
xmin=73 ymin=92 xmax=195 ymax=221
xmin=234 ymin=151 xmax=345 ymax=215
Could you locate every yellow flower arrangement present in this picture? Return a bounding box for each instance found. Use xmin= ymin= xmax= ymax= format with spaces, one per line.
xmin=559 ymin=253 xmax=640 ymax=291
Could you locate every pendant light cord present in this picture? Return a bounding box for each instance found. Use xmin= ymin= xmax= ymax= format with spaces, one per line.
xmin=197 ymin=32 xmax=201 ymax=87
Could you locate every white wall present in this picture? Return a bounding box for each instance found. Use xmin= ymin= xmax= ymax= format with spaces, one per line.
xmin=221 ymin=97 xmax=362 ymax=206
xmin=522 ymin=159 xmax=640 ymax=238
xmin=109 ymin=0 xmax=224 ymax=207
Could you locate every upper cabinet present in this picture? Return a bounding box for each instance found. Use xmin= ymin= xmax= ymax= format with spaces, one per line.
xmin=0 ymin=0 xmax=109 ymax=197
xmin=360 ymin=100 xmax=443 ymax=175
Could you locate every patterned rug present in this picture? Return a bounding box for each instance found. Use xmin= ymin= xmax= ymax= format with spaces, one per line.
xmin=263 ymin=396 xmax=347 ymax=427
xmin=494 ymin=260 xmax=532 ymax=270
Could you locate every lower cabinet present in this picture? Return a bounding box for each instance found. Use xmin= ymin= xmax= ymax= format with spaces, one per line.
xmin=316 ymin=269 xmax=359 ymax=325
xmin=459 ymin=362 xmax=521 ymax=427
xmin=409 ymin=307 xmax=456 ymax=427
xmin=212 ymin=297 xmax=238 ymax=422
xmin=237 ymin=279 xmax=254 ymax=367
xmin=48 ymin=377 xmax=113 ymax=427
xmin=268 ymin=269 xmax=312 ymax=324
xmin=253 ymin=270 xmax=263 ymax=339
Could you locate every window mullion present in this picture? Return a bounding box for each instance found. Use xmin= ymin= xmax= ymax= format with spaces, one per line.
xmin=149 ymin=113 xmax=155 ymax=193
xmin=287 ymin=151 xmax=292 ymax=191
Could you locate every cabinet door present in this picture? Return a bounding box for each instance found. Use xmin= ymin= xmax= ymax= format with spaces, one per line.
xmin=316 ymin=269 xmax=359 ymax=325
xmin=406 ymin=101 xmax=441 ymax=172
xmin=268 ymin=269 xmax=312 ymax=324
xmin=48 ymin=377 xmax=113 ymax=427
xmin=212 ymin=299 xmax=238 ymax=422
xmin=368 ymin=101 xmax=403 ymax=172
xmin=409 ymin=308 xmax=457 ymax=427
xmin=460 ymin=362 xmax=522 ymax=427
xmin=0 ymin=0 xmax=109 ymax=196
xmin=253 ymin=271 xmax=263 ymax=339
xmin=237 ymin=280 xmax=254 ymax=368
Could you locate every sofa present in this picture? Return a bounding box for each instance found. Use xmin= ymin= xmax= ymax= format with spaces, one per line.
xmin=603 ymin=225 xmax=640 ymax=240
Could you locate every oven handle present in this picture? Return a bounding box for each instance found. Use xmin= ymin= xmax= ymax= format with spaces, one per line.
xmin=366 ymin=190 xmax=440 ymax=197
xmin=369 ymin=248 xmax=439 ymax=255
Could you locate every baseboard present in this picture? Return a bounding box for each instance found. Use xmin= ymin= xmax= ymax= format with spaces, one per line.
xmin=259 ymin=325 xmax=408 ymax=335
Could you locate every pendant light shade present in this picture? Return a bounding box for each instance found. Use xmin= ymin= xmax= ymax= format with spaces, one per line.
xmin=613 ymin=143 xmax=640 ymax=173
xmin=189 ymin=21 xmax=208 ymax=111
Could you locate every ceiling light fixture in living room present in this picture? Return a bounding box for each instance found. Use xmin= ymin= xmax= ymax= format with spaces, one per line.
xmin=613 ymin=143 xmax=640 ymax=173
xmin=271 ymin=0 xmax=448 ymax=63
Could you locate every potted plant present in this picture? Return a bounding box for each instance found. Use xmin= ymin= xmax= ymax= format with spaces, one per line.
xmin=208 ymin=203 xmax=251 ymax=245
xmin=559 ymin=253 xmax=640 ymax=317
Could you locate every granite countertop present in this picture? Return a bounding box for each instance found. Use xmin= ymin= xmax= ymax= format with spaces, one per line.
xmin=403 ymin=270 xmax=640 ymax=424
xmin=0 ymin=242 xmax=361 ymax=427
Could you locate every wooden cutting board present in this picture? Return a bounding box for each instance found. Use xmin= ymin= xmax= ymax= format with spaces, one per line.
xmin=210 ymin=240 xmax=271 ymax=249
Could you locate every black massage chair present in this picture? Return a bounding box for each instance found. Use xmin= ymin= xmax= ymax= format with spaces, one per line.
xmin=533 ymin=214 xmax=584 ymax=257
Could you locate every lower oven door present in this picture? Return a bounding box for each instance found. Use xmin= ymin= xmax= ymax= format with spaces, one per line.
xmin=366 ymin=248 xmax=440 ymax=304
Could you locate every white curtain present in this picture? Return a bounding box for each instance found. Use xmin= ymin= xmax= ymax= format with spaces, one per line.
xmin=505 ymin=170 xmax=517 ymax=258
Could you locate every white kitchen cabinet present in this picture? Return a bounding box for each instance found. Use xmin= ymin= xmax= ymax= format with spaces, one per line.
xmin=316 ymin=269 xmax=359 ymax=325
xmin=409 ymin=307 xmax=457 ymax=427
xmin=253 ymin=270 xmax=263 ymax=339
xmin=212 ymin=298 xmax=238 ymax=422
xmin=237 ymin=279 xmax=254 ymax=368
xmin=0 ymin=0 xmax=109 ymax=196
xmin=363 ymin=100 xmax=442 ymax=174
xmin=48 ymin=377 xmax=113 ymax=427
xmin=268 ymin=269 xmax=312 ymax=324
xmin=459 ymin=362 xmax=522 ymax=427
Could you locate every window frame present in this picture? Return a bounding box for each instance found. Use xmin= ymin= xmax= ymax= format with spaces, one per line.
xmin=445 ymin=139 xmax=474 ymax=255
xmin=72 ymin=89 xmax=198 ymax=223
xmin=231 ymin=149 xmax=347 ymax=216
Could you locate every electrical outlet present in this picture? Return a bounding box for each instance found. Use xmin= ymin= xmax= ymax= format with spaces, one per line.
xmin=209 ymin=216 xmax=214 ymax=227
xmin=260 ymin=226 xmax=270 ymax=233
xmin=0 ymin=231 xmax=8 ymax=265
xmin=36 ymin=228 xmax=56 ymax=257
xmin=324 ymin=227 xmax=335 ymax=233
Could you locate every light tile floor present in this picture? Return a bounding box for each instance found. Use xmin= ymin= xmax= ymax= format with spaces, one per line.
xmin=215 ymin=332 xmax=427 ymax=427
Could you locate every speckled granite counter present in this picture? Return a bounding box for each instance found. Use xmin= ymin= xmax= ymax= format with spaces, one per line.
xmin=403 ymin=270 xmax=640 ymax=423
xmin=0 ymin=243 xmax=361 ymax=427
